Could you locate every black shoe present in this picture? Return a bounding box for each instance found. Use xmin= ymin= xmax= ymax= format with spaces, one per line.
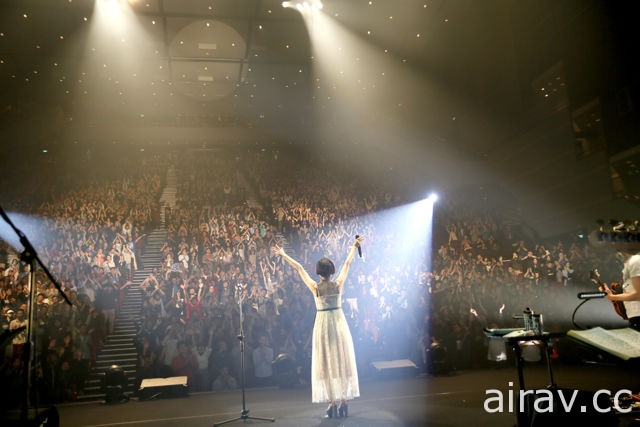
xmin=325 ymin=403 xmax=337 ymax=418
xmin=338 ymin=402 xmax=348 ymax=418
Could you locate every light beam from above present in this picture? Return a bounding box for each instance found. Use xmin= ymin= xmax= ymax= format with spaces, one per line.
xmin=282 ymin=0 xmax=323 ymax=11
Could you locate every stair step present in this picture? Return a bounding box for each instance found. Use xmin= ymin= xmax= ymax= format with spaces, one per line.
xmin=96 ymin=358 xmax=138 ymax=365
xmin=103 ymin=345 xmax=134 ymax=351
xmin=115 ymin=320 xmax=139 ymax=325
xmin=114 ymin=317 xmax=137 ymax=322
xmin=97 ymin=353 xmax=138 ymax=359
xmin=105 ymin=335 xmax=135 ymax=340
xmin=101 ymin=347 xmax=136 ymax=354
xmin=110 ymin=334 xmax=136 ymax=338
xmin=94 ymin=363 xmax=137 ymax=370
xmin=109 ymin=338 xmax=136 ymax=342
xmin=104 ymin=341 xmax=134 ymax=347
xmin=96 ymin=359 xmax=137 ymax=365
xmin=87 ymin=369 xmax=137 ymax=379
xmin=105 ymin=335 xmax=134 ymax=341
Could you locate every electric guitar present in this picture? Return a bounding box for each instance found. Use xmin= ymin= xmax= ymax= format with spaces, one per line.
xmin=589 ymin=269 xmax=628 ymax=320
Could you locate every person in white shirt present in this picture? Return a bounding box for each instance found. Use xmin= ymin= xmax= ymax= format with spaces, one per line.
xmin=604 ymin=242 xmax=640 ymax=331
xmin=192 ymin=340 xmax=213 ymax=391
xmin=252 ymin=335 xmax=274 ymax=387
xmin=9 ymin=308 xmax=28 ymax=358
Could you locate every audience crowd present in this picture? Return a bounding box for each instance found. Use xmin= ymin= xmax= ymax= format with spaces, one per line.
xmin=0 ymin=147 xmax=623 ymax=410
xmin=1 ymin=149 xmax=164 ymax=409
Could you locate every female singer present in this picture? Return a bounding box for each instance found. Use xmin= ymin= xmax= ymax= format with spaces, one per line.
xmin=272 ymin=236 xmax=363 ymax=418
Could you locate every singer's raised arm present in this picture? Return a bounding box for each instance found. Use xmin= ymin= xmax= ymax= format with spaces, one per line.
xmin=335 ymin=236 xmax=364 ymax=287
xmin=271 ymin=245 xmax=317 ymax=294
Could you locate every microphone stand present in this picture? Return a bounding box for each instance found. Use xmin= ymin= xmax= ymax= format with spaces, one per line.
xmin=571 ymin=299 xmax=590 ymax=330
xmin=571 ymin=293 xmax=605 ymax=330
xmin=0 ymin=206 xmax=72 ymax=425
xmin=213 ymin=290 xmax=274 ymax=427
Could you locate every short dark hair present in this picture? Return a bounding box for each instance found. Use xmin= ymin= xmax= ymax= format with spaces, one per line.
xmin=316 ymin=257 xmax=335 ymax=279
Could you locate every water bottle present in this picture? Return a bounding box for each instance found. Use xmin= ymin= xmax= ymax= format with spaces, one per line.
xmin=523 ymin=307 xmax=533 ymax=331
xmin=532 ymin=313 xmax=543 ymax=335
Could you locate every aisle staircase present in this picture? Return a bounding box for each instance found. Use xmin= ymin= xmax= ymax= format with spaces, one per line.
xmin=160 ymin=165 xmax=177 ymax=211
xmin=79 ymin=168 xmax=176 ymax=401
xmin=235 ymin=168 xmax=262 ymax=210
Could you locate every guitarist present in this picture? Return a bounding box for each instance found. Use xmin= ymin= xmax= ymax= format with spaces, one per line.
xmin=603 ymin=242 xmax=640 ymax=331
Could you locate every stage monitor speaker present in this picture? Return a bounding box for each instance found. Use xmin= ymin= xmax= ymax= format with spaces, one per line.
xmin=273 ymin=353 xmax=297 ymax=388
xmin=138 ymin=376 xmax=188 ymax=401
xmin=517 ymin=388 xmax=619 ymax=427
xmin=426 ymin=343 xmax=451 ymax=375
xmin=371 ymin=359 xmax=419 ymax=379
xmin=104 ymin=365 xmax=129 ymax=404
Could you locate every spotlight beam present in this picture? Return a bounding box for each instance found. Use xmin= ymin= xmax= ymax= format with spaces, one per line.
xmin=282 ymin=0 xmax=323 ymax=11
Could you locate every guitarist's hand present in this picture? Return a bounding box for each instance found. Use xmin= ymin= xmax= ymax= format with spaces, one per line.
xmin=593 ymin=269 xmax=615 ymax=298
xmin=603 ymin=286 xmax=617 ymax=301
xmin=590 ymin=268 xmax=628 ymax=319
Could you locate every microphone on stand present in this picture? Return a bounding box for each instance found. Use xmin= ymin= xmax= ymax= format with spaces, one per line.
xmin=355 ymin=235 xmax=362 ymax=258
xmin=577 ymin=291 xmax=606 ymax=300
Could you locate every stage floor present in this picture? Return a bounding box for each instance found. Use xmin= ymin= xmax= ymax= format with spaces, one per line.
xmin=50 ymin=362 xmax=640 ymax=427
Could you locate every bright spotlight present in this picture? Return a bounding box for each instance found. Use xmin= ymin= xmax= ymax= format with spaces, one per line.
xmin=427 ymin=193 xmax=439 ymax=203
xmin=282 ymin=0 xmax=323 ymax=10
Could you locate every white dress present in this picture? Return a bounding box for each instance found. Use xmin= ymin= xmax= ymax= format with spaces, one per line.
xmin=311 ymin=282 xmax=360 ymax=403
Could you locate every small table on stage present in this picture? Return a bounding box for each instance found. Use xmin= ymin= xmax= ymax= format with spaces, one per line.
xmin=504 ymin=332 xmax=564 ymax=392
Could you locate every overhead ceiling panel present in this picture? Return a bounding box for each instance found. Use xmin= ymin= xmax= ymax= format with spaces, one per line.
xmin=162 ymin=0 xmax=258 ymax=18
xmin=168 ymin=19 xmax=248 ymax=60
